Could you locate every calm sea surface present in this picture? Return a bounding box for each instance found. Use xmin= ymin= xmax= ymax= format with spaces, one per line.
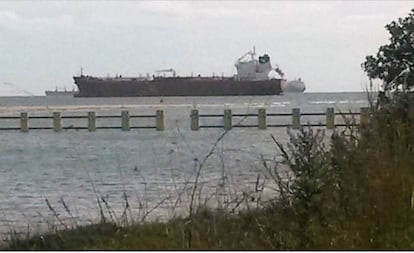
xmin=0 ymin=92 xmax=372 ymax=236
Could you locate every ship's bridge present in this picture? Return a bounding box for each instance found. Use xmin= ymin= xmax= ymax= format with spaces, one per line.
xmin=234 ymin=48 xmax=283 ymax=81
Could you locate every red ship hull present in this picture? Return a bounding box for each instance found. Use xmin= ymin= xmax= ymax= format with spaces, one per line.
xmin=73 ymin=76 xmax=283 ymax=97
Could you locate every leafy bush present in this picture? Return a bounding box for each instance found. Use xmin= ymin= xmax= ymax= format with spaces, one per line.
xmin=362 ymin=9 xmax=414 ymax=91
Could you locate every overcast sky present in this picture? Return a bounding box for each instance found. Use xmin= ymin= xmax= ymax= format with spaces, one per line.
xmin=0 ymin=1 xmax=412 ymax=95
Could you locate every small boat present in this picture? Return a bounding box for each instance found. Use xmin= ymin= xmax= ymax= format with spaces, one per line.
xmin=45 ymin=87 xmax=78 ymax=97
xmin=283 ymin=78 xmax=306 ymax=92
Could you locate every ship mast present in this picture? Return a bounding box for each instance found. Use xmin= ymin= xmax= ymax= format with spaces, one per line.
xmin=235 ymin=46 xmax=256 ymax=65
xmin=252 ymin=45 xmax=256 ymax=60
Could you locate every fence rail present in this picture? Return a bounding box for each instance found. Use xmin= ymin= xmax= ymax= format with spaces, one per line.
xmin=0 ymin=107 xmax=369 ymax=132
xmin=192 ymin=108 xmax=367 ymax=130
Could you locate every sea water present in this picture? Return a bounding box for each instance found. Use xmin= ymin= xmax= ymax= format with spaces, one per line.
xmin=0 ymin=92 xmax=372 ymax=236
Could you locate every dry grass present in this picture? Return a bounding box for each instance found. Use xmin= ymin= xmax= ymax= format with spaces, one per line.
xmin=2 ymin=92 xmax=414 ymax=250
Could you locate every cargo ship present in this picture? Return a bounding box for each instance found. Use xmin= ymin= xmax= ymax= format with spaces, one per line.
xmin=73 ymin=48 xmax=295 ymax=97
xmin=45 ymin=87 xmax=78 ymax=97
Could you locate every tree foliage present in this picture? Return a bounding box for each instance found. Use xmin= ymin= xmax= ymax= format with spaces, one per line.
xmin=362 ymin=9 xmax=414 ymax=91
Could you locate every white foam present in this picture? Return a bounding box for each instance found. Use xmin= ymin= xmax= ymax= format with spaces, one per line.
xmin=309 ymin=100 xmax=337 ymax=104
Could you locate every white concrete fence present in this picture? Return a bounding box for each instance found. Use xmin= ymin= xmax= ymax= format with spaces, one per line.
xmin=0 ymin=107 xmax=370 ymax=132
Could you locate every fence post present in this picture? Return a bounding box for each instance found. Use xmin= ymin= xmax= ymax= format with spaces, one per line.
xmin=121 ymin=110 xmax=130 ymax=131
xmin=411 ymin=185 xmax=414 ymax=209
xmin=408 ymin=96 xmax=414 ymax=122
xmin=360 ymin=107 xmax=370 ymax=128
xmin=156 ymin=110 xmax=165 ymax=131
xmin=326 ymin=107 xmax=335 ymax=129
xmin=53 ymin=112 xmax=62 ymax=132
xmin=191 ymin=109 xmax=199 ymax=130
xmin=20 ymin=112 xmax=29 ymax=132
xmin=258 ymin=108 xmax=267 ymax=129
xmin=292 ymin=108 xmax=300 ymax=129
xmin=224 ymin=109 xmax=232 ymax=130
xmin=88 ymin=111 xmax=96 ymax=132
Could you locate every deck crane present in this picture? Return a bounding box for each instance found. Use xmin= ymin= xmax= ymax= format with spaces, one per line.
xmin=274 ymin=65 xmax=285 ymax=78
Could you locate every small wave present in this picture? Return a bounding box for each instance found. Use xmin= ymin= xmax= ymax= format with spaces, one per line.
xmin=271 ymin=101 xmax=290 ymax=107
xmin=344 ymin=100 xmax=368 ymax=104
xmin=309 ymin=101 xmax=337 ymax=104
xmin=310 ymin=100 xmax=368 ymax=105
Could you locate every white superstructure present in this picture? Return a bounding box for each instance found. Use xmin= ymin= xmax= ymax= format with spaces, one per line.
xmin=234 ymin=47 xmax=306 ymax=92
xmin=234 ymin=47 xmax=285 ymax=81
